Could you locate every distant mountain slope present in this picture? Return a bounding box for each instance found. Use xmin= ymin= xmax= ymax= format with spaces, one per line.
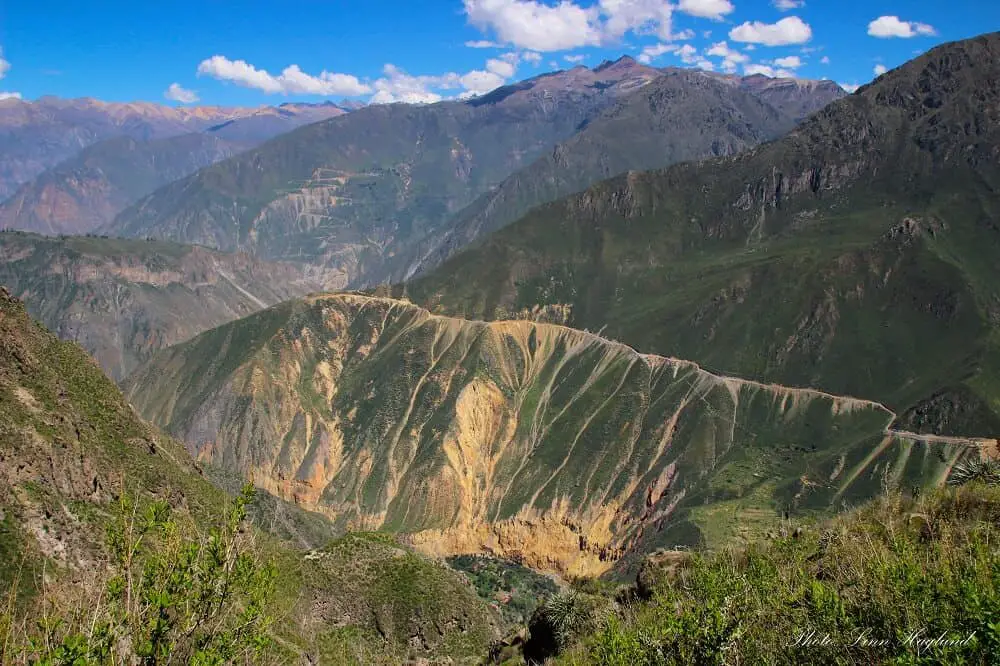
xmin=204 ymin=101 xmax=348 ymax=143
xmin=0 ymin=96 xmax=346 ymax=200
xmin=107 ymin=63 xmax=841 ymax=289
xmin=0 ymin=134 xmax=241 ymax=234
xmin=404 ymin=32 xmax=1000 ymax=437
xmin=0 ymin=287 xmax=498 ymax=662
xmin=105 ymin=64 xmax=666 ymax=286
xmin=122 ymin=293 xmax=982 ymax=577
xmin=734 ymin=74 xmax=846 ymax=121
xmin=0 ymin=231 xmax=344 ymax=379
xmin=398 ymin=68 xmax=801 ymax=281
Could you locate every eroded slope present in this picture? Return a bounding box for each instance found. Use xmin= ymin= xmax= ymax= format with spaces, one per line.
xmin=0 ymin=287 xmax=498 ymax=663
xmin=124 ymin=294 xmax=985 ymax=577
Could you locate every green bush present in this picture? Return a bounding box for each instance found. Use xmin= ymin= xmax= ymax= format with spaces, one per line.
xmin=557 ymin=483 xmax=1000 ymax=665
xmin=2 ymin=484 xmax=277 ymax=665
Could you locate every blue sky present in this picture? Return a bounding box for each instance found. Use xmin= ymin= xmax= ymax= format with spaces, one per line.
xmin=0 ymin=1 xmax=996 ymax=105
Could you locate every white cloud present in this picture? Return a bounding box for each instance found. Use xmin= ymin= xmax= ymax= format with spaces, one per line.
xmin=839 ymin=82 xmax=860 ymax=93
xmin=371 ymin=65 xmax=453 ymax=104
xmin=637 ymin=42 xmax=678 ymax=64
xmin=707 ymin=40 xmax=750 ymax=72
xmin=600 ymin=0 xmax=691 ymax=42
xmin=772 ymin=0 xmax=803 ymax=10
xmin=371 ymin=55 xmax=519 ymax=104
xmin=820 ymin=55 xmax=830 ymax=64
xmin=463 ymin=0 xmax=697 ymax=51
xmin=564 ymin=54 xmax=587 ymax=63
xmin=675 ymin=44 xmax=700 ymax=64
xmin=677 ymin=0 xmax=734 ymax=21
xmin=521 ymin=50 xmax=543 ymax=64
xmin=197 ymin=56 xmax=372 ymax=96
xmin=744 ymin=63 xmax=796 ymax=78
xmin=867 ymin=16 xmax=936 ymax=39
xmin=730 ymin=17 xmax=812 ymax=46
xmin=695 ymin=59 xmax=715 ymax=71
xmin=0 ymin=91 xmax=21 ymax=100
xmin=773 ymin=55 xmax=802 ymax=69
xmin=460 ymin=69 xmax=508 ymax=95
xmin=487 ymin=57 xmax=517 ymax=77
xmin=465 ymin=39 xmax=502 ymax=48
xmin=873 ymin=63 xmax=888 ymax=76
xmin=674 ymin=29 xmax=695 ymax=40
xmin=164 ymin=83 xmax=199 ymax=104
xmin=464 ymin=0 xmax=602 ymax=51
xmin=0 ymin=47 xmax=10 ymax=80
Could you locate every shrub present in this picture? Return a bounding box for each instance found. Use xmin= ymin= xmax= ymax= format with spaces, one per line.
xmin=2 ymin=484 xmax=277 ymax=665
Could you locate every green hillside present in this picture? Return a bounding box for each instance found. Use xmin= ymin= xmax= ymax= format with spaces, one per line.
xmin=404 ymin=32 xmax=1000 ymax=438
xmin=0 ymin=287 xmax=498 ymax=663
xmin=393 ymin=67 xmax=802 ymax=281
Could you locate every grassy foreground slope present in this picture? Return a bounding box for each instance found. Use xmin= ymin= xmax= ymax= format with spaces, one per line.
xmin=0 ymin=287 xmax=498 ymax=663
xmin=404 ymin=32 xmax=1000 ymax=438
xmin=488 ymin=483 xmax=1000 ymax=665
xmin=123 ymin=293 xmax=984 ymax=578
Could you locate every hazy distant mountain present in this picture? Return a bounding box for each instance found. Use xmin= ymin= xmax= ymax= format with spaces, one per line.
xmin=0 ymin=231 xmax=346 ymax=379
xmin=0 ymin=103 xmax=348 ymax=235
xmin=105 ymin=62 xmax=666 ymax=282
xmin=0 ymin=97 xmax=347 ymax=200
xmin=0 ymin=134 xmax=242 ymax=235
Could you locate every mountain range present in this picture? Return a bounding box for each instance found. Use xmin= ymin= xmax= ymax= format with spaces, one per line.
xmin=105 ymin=61 xmax=845 ymax=289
